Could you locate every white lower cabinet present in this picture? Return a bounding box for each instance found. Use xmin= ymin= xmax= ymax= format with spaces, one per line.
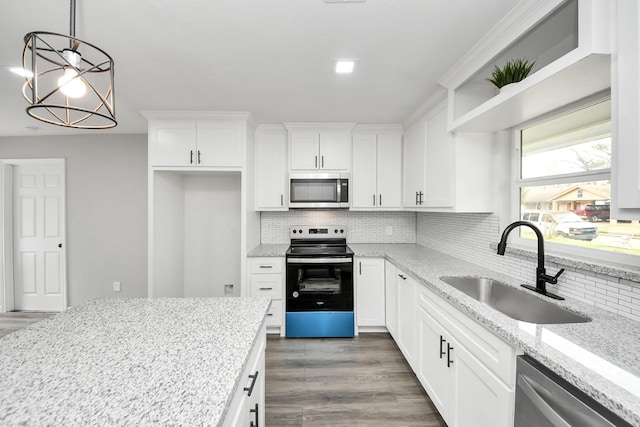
xmin=248 ymin=257 xmax=284 ymax=334
xmin=384 ymin=260 xmax=398 ymax=340
xmin=396 ymin=268 xmax=417 ymax=370
xmin=417 ymin=284 xmax=516 ymax=427
xmin=355 ymin=257 xmax=386 ymax=329
xmin=222 ymin=323 xmax=266 ymax=427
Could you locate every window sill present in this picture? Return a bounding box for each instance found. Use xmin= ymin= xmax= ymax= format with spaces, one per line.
xmin=489 ymin=242 xmax=640 ymax=283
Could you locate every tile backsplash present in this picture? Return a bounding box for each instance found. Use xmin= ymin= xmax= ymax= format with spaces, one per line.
xmin=416 ymin=212 xmax=640 ymax=322
xmin=261 ymin=211 xmax=416 ymax=244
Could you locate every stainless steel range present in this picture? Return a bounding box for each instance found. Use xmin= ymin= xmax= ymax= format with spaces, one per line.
xmin=285 ymin=225 xmax=354 ymax=338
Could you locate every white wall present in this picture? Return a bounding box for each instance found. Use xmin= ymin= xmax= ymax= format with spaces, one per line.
xmin=0 ymin=134 xmax=148 ymax=307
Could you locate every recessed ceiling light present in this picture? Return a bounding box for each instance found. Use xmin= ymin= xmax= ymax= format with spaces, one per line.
xmin=335 ymin=60 xmax=355 ymax=74
xmin=9 ymin=67 xmax=33 ymax=78
xmin=324 ymin=0 xmax=366 ymax=3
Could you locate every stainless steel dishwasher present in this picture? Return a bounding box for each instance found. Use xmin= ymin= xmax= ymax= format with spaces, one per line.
xmin=515 ymin=355 xmax=632 ymax=427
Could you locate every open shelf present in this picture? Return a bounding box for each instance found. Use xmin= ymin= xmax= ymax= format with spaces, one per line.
xmin=449 ymin=51 xmax=610 ymax=132
xmin=443 ymin=0 xmax=611 ymax=133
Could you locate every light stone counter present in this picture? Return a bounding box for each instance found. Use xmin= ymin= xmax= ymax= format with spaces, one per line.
xmin=349 ymin=243 xmax=640 ymax=427
xmin=0 ymin=297 xmax=270 ymax=427
xmin=247 ymin=244 xmax=289 ymax=257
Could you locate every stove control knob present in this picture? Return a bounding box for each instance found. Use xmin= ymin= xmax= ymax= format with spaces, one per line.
xmin=340 ymin=229 xmax=344 ymax=234
xmin=292 ymin=229 xmax=297 ymax=234
xmin=299 ymin=229 xmax=303 ymax=234
xmin=334 ymin=229 xmax=338 ymax=233
xmin=292 ymin=291 xmax=299 ymax=298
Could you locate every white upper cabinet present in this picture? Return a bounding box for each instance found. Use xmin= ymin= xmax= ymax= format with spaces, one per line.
xmin=403 ymin=100 xmax=493 ymax=212
xmin=612 ymin=0 xmax=640 ymax=216
xmin=196 ymin=121 xmax=243 ymax=167
xmin=440 ymin=0 xmax=611 ymax=133
xmin=352 ymin=127 xmax=402 ymax=209
xmin=145 ymin=112 xmax=250 ymax=168
xmin=285 ymin=124 xmax=354 ymax=172
xmin=148 ymin=120 xmax=197 ymax=167
xmin=255 ymin=125 xmax=288 ymax=210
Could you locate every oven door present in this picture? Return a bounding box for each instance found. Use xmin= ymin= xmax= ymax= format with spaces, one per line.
xmin=286 ymin=257 xmax=354 ymax=311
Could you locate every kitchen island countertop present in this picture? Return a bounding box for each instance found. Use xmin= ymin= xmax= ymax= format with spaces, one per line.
xmin=0 ymin=297 xmax=270 ymax=427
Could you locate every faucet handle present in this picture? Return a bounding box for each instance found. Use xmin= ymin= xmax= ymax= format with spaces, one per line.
xmin=550 ymin=268 xmax=565 ymax=284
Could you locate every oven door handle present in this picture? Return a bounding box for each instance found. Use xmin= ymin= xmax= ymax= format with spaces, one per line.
xmin=287 ymin=257 xmax=353 ymax=264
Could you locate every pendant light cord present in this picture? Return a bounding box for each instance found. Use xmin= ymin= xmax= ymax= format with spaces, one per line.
xmin=69 ymin=0 xmax=76 ymax=49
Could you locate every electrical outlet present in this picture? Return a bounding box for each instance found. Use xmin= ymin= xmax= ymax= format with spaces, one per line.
xmin=113 ymin=281 xmax=121 ymax=292
xmin=385 ymin=226 xmax=393 ymax=236
xmin=224 ymin=284 xmax=234 ymax=296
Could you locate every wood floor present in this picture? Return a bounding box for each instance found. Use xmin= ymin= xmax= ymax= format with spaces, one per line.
xmin=1 ymin=314 xmax=446 ymax=426
xmin=0 ymin=311 xmax=54 ymax=337
xmin=266 ymin=333 xmax=447 ymax=427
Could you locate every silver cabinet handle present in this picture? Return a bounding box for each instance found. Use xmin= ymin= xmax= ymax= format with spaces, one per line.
xmin=281 ymin=194 xmax=284 ymax=206
xmin=321 ymin=155 xmax=324 ymax=168
xmin=197 ymin=150 xmax=201 ymax=164
xmin=259 ymin=287 xmax=273 ymax=291
xmin=379 ymin=194 xmax=382 ymax=206
xmin=259 ymin=265 xmax=273 ymax=269
xmin=315 ymin=155 xmax=318 ymax=168
xmin=373 ymin=194 xmax=376 ymax=206
xmin=190 ymin=150 xmax=194 ymax=164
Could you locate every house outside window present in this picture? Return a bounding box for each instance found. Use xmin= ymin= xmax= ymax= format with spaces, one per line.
xmin=515 ymin=98 xmax=639 ymax=259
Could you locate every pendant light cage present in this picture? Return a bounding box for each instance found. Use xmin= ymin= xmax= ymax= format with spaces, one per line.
xmin=21 ymin=3 xmax=116 ymax=129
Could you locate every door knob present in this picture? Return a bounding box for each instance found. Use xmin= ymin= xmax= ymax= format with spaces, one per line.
xmin=58 ymin=243 xmax=63 ymax=248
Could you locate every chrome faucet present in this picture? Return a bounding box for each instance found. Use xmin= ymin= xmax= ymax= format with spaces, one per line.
xmin=497 ymin=221 xmax=565 ymax=300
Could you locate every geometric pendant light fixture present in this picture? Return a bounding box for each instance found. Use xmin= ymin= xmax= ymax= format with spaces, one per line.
xmin=21 ymin=0 xmax=116 ymax=129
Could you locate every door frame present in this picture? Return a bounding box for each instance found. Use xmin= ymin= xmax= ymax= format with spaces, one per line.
xmin=0 ymin=158 xmax=67 ymax=313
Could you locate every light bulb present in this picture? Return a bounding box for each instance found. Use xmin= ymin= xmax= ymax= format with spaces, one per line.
xmin=58 ymin=67 xmax=87 ymax=98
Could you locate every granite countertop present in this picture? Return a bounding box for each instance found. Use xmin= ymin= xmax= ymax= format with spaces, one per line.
xmin=348 ymin=243 xmax=640 ymax=427
xmin=0 ymin=297 xmax=271 ymax=427
xmin=247 ymin=243 xmax=289 ymax=257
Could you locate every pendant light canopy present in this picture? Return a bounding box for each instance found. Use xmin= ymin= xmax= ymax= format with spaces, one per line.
xmin=21 ymin=0 xmax=116 ymax=129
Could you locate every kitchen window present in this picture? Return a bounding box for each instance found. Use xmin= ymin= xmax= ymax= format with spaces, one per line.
xmin=514 ymin=98 xmax=640 ymax=261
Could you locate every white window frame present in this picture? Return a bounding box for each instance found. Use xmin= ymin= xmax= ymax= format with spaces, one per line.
xmin=510 ymin=93 xmax=640 ymax=267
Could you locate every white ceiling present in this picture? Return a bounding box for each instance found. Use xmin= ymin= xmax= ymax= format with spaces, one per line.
xmin=0 ymin=0 xmax=518 ymax=137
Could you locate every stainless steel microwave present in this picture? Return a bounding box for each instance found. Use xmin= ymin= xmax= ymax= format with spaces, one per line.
xmin=289 ymin=173 xmax=349 ymax=208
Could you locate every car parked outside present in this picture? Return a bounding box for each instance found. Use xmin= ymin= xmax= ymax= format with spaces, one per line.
xmin=574 ymin=204 xmax=610 ymax=222
xmin=522 ymin=211 xmax=598 ymax=241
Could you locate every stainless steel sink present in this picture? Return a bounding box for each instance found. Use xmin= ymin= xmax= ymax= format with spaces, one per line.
xmin=439 ymin=276 xmax=590 ymax=324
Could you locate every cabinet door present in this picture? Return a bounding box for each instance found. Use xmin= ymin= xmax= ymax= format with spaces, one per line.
xmin=417 ymin=305 xmax=451 ymax=421
xmin=396 ymin=270 xmax=417 ymax=368
xmin=424 ymin=106 xmax=454 ymax=208
xmin=403 ymin=117 xmax=426 ymax=207
xmin=148 ymin=120 xmax=197 ymax=166
xmin=196 ymin=121 xmax=243 ymax=167
xmin=376 ymin=133 xmax=403 ymax=208
xmin=290 ymin=132 xmax=320 ymax=170
xmin=351 ymin=134 xmax=378 ymax=208
xmin=256 ymin=130 xmax=287 ymax=209
xmin=384 ymin=261 xmax=397 ymax=339
xmin=319 ymin=132 xmax=351 ymax=170
xmin=355 ymin=258 xmax=385 ymax=327
xmin=450 ymin=342 xmax=513 ymax=427
xmin=613 ymin=0 xmax=640 ymax=213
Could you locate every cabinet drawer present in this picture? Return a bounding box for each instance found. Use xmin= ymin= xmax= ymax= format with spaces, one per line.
xmin=418 ymin=286 xmax=516 ymax=387
xmin=266 ymin=300 xmax=283 ymax=327
xmin=249 ymin=257 xmax=283 ymax=274
xmin=250 ymin=275 xmax=283 ymax=299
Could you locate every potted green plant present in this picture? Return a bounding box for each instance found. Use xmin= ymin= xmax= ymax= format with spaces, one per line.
xmin=487 ymin=58 xmax=536 ymax=92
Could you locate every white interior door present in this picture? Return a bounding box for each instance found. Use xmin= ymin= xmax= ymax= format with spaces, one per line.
xmin=13 ymin=162 xmax=65 ymax=311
